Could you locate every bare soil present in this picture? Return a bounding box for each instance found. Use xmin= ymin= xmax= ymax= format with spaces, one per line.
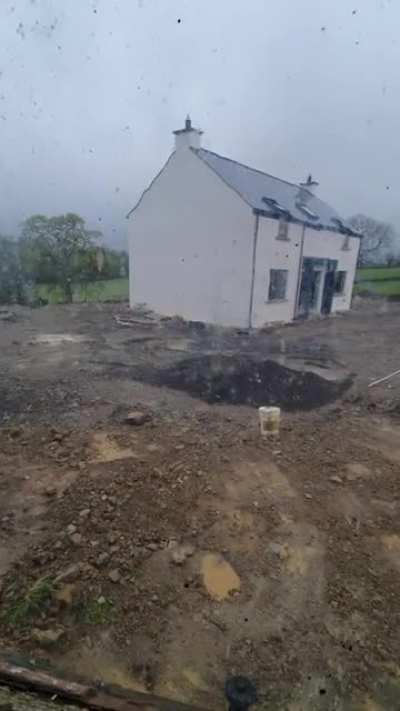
xmin=1 ymin=301 xmax=400 ymax=710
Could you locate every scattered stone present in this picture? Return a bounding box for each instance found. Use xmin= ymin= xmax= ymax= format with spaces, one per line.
xmin=54 ymin=584 xmax=77 ymax=607
xmin=97 ymin=596 xmax=106 ymax=605
xmin=109 ymin=568 xmax=121 ymax=583
xmin=346 ymin=462 xmax=371 ymax=480
xmin=79 ymin=508 xmax=91 ymax=519
xmin=330 ymin=476 xmax=343 ymax=484
xmin=107 ymin=533 xmax=117 ymax=545
xmin=147 ymin=443 xmax=159 ymax=452
xmin=304 ymin=493 xmax=313 ymax=500
xmin=0 ymin=310 xmax=15 ymax=322
xmin=170 ymin=544 xmax=195 ymax=565
xmin=45 ymin=486 xmax=57 ymax=497
xmin=55 ymin=563 xmax=81 ymax=584
xmin=269 ymin=542 xmax=284 ymax=556
xmin=147 ymin=543 xmax=159 ymax=551
xmin=125 ymin=410 xmax=150 ymax=426
xmin=96 ymin=552 xmax=110 ymax=567
xmin=66 ymin=524 xmax=77 ymax=536
xmin=70 ymin=533 xmax=83 ymax=546
xmin=31 ymin=628 xmax=65 ymax=647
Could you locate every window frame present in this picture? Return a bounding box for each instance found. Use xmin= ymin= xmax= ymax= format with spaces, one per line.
xmin=268 ymin=268 xmax=289 ymax=302
xmin=341 ymin=235 xmax=351 ymax=250
xmin=334 ymin=270 xmax=346 ymax=295
xmin=276 ymin=217 xmax=290 ymax=241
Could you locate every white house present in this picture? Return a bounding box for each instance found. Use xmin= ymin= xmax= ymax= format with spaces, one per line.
xmin=127 ymin=117 xmax=361 ymax=328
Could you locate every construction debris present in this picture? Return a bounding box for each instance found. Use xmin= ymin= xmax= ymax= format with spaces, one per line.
xmin=368 ymin=368 xmax=400 ymax=388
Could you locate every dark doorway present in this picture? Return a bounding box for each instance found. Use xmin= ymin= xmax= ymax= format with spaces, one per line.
xmin=297 ymin=258 xmax=337 ymax=318
xmin=297 ymin=258 xmax=324 ymax=318
xmin=321 ymin=259 xmax=338 ymax=315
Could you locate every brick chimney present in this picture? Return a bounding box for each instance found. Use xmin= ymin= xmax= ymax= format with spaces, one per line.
xmin=298 ymin=174 xmax=319 ymax=202
xmin=173 ymin=115 xmax=203 ymax=150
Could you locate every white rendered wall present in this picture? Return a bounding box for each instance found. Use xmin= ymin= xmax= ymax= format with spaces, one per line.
xmin=128 ymin=148 xmax=254 ymax=327
xmin=303 ymin=230 xmax=359 ymax=313
xmin=252 ymin=216 xmax=360 ymax=327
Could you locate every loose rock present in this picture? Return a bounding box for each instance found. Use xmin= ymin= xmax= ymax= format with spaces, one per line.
xmin=96 ymin=552 xmax=110 ymax=567
xmin=109 ymin=568 xmax=121 ymax=583
xmin=170 ymin=544 xmax=195 ymax=565
xmin=125 ymin=410 xmax=150 ymax=426
xmin=55 ymin=563 xmax=81 ymax=584
xmin=31 ymin=628 xmax=65 ymax=647
xmin=54 ymin=583 xmax=77 ymax=607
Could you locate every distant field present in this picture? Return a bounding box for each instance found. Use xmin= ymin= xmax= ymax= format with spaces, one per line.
xmin=29 ymin=271 xmax=400 ymax=303
xmin=357 ymin=267 xmax=400 ymax=282
xmin=355 ymin=267 xmax=400 ymax=297
xmin=36 ymin=278 xmax=129 ymax=304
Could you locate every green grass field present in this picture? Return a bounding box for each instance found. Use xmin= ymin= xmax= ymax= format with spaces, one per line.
xmin=30 ymin=269 xmax=400 ymax=304
xmin=36 ymin=277 xmax=129 ymax=304
xmin=355 ymin=267 xmax=400 ymax=297
xmin=356 ymin=266 xmax=400 ymax=282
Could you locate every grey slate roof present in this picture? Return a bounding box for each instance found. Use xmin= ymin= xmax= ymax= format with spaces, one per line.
xmin=193 ymin=148 xmax=356 ymax=235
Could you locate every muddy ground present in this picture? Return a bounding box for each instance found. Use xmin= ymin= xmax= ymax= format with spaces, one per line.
xmin=1 ymin=300 xmax=400 ymax=710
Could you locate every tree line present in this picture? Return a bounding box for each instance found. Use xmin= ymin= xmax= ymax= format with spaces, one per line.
xmin=348 ymin=214 xmax=400 ymax=268
xmin=0 ymin=213 xmax=128 ymax=305
xmin=1 ymin=211 xmax=399 ymax=306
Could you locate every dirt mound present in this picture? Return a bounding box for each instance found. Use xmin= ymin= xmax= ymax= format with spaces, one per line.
xmin=150 ymin=354 xmax=352 ymax=411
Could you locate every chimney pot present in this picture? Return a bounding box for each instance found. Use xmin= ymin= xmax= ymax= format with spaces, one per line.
xmin=300 ymin=173 xmax=319 ymax=196
xmin=173 ymin=115 xmax=203 ymax=150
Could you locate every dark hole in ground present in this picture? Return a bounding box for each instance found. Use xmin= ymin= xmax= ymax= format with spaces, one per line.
xmin=148 ymin=355 xmax=352 ymax=411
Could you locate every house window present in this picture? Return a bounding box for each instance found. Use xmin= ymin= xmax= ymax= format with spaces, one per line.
xmin=268 ymin=269 xmax=288 ymax=301
xmin=342 ymin=235 xmax=351 ymax=250
xmin=334 ymin=271 xmax=346 ymax=294
xmin=277 ymin=217 xmax=289 ymax=240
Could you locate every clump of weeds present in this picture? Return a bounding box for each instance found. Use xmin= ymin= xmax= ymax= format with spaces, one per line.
xmin=2 ymin=576 xmax=55 ymax=629
xmin=70 ymin=596 xmax=114 ymax=626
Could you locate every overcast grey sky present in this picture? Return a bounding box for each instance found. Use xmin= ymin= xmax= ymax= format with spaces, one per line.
xmin=1 ymin=0 xmax=399 ymax=248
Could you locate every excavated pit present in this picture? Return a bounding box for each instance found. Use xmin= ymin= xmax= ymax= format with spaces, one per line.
xmin=151 ymin=354 xmax=352 ymax=411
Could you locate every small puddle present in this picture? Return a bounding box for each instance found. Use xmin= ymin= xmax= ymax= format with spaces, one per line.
xmin=201 ymin=553 xmax=241 ymax=601
xmin=90 ymin=432 xmax=135 ymax=463
xmin=382 ymin=534 xmax=400 ymax=553
xmin=182 ymin=669 xmax=209 ymax=691
xmin=34 ymin=334 xmax=88 ymax=346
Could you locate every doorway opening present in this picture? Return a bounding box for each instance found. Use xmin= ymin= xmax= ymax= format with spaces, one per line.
xmin=297 ymin=258 xmax=338 ymax=318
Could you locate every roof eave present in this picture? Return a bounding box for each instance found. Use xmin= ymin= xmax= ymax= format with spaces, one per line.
xmin=253 ymin=208 xmax=359 ymax=236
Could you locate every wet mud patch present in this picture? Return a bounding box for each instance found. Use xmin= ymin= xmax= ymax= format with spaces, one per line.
xmin=149 ymin=354 xmax=352 ymax=410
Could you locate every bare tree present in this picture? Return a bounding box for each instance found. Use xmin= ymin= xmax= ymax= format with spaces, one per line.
xmin=348 ymin=214 xmax=396 ymax=266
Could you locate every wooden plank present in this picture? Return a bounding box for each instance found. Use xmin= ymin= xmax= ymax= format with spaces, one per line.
xmin=0 ymin=660 xmax=209 ymax=711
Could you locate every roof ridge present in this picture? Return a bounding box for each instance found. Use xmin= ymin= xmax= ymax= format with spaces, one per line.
xmin=195 ymin=147 xmax=301 ymax=191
